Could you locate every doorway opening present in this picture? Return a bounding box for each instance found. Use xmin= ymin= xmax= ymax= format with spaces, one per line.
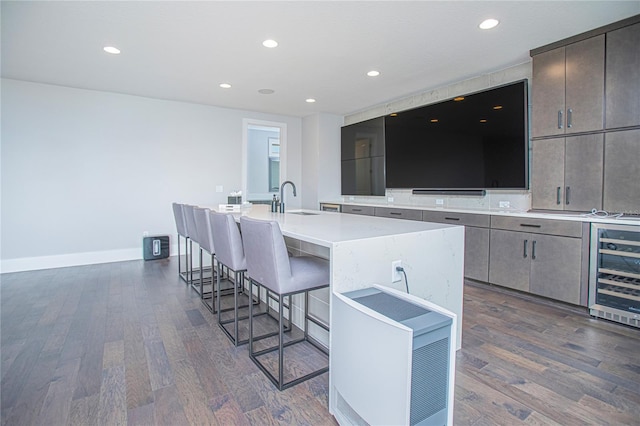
xmin=243 ymin=120 xmax=286 ymax=204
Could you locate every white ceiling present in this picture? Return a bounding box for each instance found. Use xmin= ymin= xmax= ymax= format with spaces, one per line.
xmin=2 ymin=1 xmax=639 ymax=117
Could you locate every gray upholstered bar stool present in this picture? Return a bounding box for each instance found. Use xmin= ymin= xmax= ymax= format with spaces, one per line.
xmin=210 ymin=211 xmax=252 ymax=345
xmin=193 ymin=207 xmax=216 ymax=310
xmin=171 ymin=203 xmax=190 ymax=284
xmin=240 ymin=216 xmax=330 ymax=390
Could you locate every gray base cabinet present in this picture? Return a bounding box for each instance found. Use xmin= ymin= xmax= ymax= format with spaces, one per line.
xmin=422 ymin=211 xmax=490 ymax=282
xmin=463 ymin=227 xmax=490 ymax=283
xmin=489 ymin=217 xmax=585 ymax=305
xmin=528 ymin=234 xmax=582 ymax=305
xmin=336 ymin=204 xmax=590 ymax=305
xmin=489 ymin=229 xmax=532 ymax=292
xmin=341 ymin=204 xmax=375 ymax=216
xmin=374 ymin=207 xmax=422 ymax=221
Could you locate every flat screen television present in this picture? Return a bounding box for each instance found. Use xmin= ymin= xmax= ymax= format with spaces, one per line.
xmin=384 ymin=80 xmax=529 ymax=192
xmin=341 ymin=116 xmax=386 ymax=196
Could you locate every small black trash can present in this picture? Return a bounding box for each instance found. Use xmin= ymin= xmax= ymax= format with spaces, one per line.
xmin=143 ymin=235 xmax=170 ymax=260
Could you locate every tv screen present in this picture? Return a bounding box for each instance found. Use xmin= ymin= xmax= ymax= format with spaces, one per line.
xmin=341 ymin=117 xmax=386 ymax=196
xmin=385 ymin=80 xmax=529 ymax=190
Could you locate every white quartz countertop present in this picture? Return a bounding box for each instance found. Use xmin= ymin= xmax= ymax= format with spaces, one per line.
xmin=323 ymin=201 xmax=640 ymax=226
xmin=226 ymin=205 xmax=460 ymax=248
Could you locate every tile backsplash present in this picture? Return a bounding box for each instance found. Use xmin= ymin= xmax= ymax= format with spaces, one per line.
xmin=340 ymin=189 xmax=531 ymax=212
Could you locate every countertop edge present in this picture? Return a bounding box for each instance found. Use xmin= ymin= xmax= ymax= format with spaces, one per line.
xmin=321 ymin=201 xmax=640 ymax=226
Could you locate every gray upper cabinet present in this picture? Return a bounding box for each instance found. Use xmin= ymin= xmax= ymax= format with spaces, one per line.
xmin=531 ymin=134 xmax=603 ymax=211
xmin=606 ymin=23 xmax=640 ymax=129
xmin=531 ymin=138 xmax=565 ymax=209
xmin=532 ymin=35 xmax=605 ymax=138
xmin=563 ymin=134 xmax=604 ymax=211
xmin=603 ymin=129 xmax=640 ymax=214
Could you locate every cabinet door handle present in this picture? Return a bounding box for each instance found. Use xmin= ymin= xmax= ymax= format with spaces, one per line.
xmin=567 ymin=108 xmax=573 ymax=128
xmin=565 ymin=186 xmax=571 ymax=205
xmin=523 ymin=239 xmax=528 ymax=258
xmin=532 ymin=240 xmax=537 ymax=260
xmin=352 ymin=208 xmax=362 ymax=212
xmin=390 ymin=212 xmax=402 ymax=216
xmin=444 ymin=217 xmax=460 ymax=221
xmin=558 ymin=110 xmax=563 ymax=129
xmin=520 ymin=223 xmax=542 ymax=228
xmin=556 ymin=186 xmax=562 ymax=205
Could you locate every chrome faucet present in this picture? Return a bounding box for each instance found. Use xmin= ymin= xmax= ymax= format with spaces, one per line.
xmin=279 ymin=181 xmax=297 ymax=213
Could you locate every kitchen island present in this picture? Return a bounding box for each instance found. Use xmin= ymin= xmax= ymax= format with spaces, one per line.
xmin=231 ymin=205 xmax=465 ymax=350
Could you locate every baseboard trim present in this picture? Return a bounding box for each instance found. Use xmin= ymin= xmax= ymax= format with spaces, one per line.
xmin=1 ymin=245 xmax=180 ymax=273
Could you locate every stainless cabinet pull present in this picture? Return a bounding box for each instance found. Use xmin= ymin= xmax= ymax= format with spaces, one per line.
xmin=352 ymin=208 xmax=362 ymax=212
xmin=566 ymin=186 xmax=571 ymax=205
xmin=520 ymin=223 xmax=542 ymax=228
xmin=444 ymin=217 xmax=460 ymax=221
xmin=532 ymin=240 xmax=537 ymax=260
xmin=556 ymin=186 xmax=561 ymax=205
xmin=567 ymin=108 xmax=573 ymax=128
xmin=558 ymin=110 xmax=563 ymax=129
xmin=523 ymin=239 xmax=528 ymax=258
xmin=390 ymin=212 xmax=402 ymax=216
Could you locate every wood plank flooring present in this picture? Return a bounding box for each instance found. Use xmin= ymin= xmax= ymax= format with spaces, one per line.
xmin=2 ymin=257 xmax=639 ymax=425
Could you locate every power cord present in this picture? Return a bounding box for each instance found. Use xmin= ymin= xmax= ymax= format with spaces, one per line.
xmin=582 ymin=208 xmax=624 ymax=219
xmin=396 ymin=266 xmax=410 ymax=294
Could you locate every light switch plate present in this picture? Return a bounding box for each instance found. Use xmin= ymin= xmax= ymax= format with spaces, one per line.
xmin=216 ymin=185 xmax=223 ymax=193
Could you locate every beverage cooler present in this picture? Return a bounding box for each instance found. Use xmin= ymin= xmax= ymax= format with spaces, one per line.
xmin=589 ymin=223 xmax=640 ymax=328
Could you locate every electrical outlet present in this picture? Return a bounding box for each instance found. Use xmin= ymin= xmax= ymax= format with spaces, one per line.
xmin=387 ymin=197 xmax=394 ymax=203
xmin=392 ymin=260 xmax=402 ymax=282
xmin=499 ymin=201 xmax=510 ymax=208
xmin=216 ymin=185 xmax=223 ymax=193
xmin=436 ymin=199 xmax=444 ymax=206
xmin=143 ymin=231 xmax=149 ymax=237
xmin=349 ymin=196 xmax=355 ymax=201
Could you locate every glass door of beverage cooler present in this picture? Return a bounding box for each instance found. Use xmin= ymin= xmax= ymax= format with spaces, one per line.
xmin=589 ymin=223 xmax=640 ymax=327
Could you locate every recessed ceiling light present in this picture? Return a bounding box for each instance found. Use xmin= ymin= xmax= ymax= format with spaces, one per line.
xmin=493 ymin=105 xmax=503 ymax=110
xmin=367 ymin=70 xmax=380 ymax=77
xmin=305 ymin=98 xmax=316 ymax=103
xmin=430 ymin=119 xmax=439 ymax=123
xmin=103 ymin=46 xmax=121 ymax=54
xmin=219 ymin=83 xmax=232 ymax=89
xmin=262 ymin=39 xmax=278 ymax=48
xmin=258 ymin=89 xmax=275 ymax=95
xmin=390 ymin=113 xmax=398 ymax=117
xmin=479 ymin=19 xmax=499 ymax=30
xmin=453 ymin=96 xmax=465 ymax=102
xmin=480 ymin=119 xmax=488 ymax=123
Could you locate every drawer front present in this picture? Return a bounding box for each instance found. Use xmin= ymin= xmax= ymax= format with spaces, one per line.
xmin=423 ymin=210 xmax=490 ymax=228
xmin=490 ymin=215 xmax=583 ymax=238
xmin=374 ymin=207 xmax=423 ymax=221
xmin=342 ymin=205 xmax=375 ymax=216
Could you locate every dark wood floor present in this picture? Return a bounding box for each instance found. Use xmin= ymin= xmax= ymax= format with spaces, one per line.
xmin=1 ymin=257 xmax=639 ymax=425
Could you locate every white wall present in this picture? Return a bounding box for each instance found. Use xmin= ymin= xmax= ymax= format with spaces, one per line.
xmin=301 ymin=113 xmax=343 ymax=210
xmin=1 ymin=78 xmax=302 ymax=272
